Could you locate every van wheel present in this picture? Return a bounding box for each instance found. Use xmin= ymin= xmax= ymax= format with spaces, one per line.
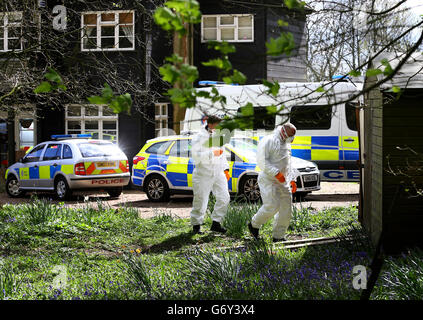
xmin=55 ymin=176 xmax=72 ymax=200
xmin=144 ymin=174 xmax=170 ymax=202
xmin=239 ymin=175 xmax=261 ymax=202
xmin=107 ymin=187 xmax=123 ymax=198
xmin=6 ymin=176 xmax=26 ymax=198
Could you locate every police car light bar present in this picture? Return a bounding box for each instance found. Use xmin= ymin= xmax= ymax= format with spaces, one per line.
xmin=51 ymin=134 xmax=92 ymax=140
xmin=198 ymin=80 xmax=239 ymax=86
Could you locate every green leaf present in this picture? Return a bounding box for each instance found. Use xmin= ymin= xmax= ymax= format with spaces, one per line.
xmin=266 ymin=32 xmax=295 ymax=56
xmin=266 ymin=105 xmax=278 ymax=114
xmin=284 ymin=0 xmax=305 ymax=10
xmin=277 ymin=19 xmax=289 ymax=27
xmin=44 ymin=68 xmax=63 ymax=84
xmin=240 ymin=103 xmax=254 ymax=117
xmin=263 ymin=80 xmax=280 ymax=97
xmin=202 ymin=58 xmax=231 ymax=70
xmin=101 ymin=83 xmax=114 ymax=101
xmin=349 ymin=70 xmax=362 ymax=77
xmin=381 ymin=58 xmax=394 ymax=76
xmin=365 ymin=68 xmax=383 ymax=77
xmin=230 ymin=70 xmax=246 ymax=85
xmin=392 ymin=86 xmax=401 ymax=93
xmin=34 ymin=81 xmax=52 ymax=94
xmin=87 ymin=95 xmax=108 ymax=105
xmin=316 ymin=86 xmax=326 ymax=93
xmin=207 ymin=41 xmax=236 ymax=55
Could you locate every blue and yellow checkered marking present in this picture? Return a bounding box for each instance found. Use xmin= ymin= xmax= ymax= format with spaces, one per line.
xmin=291 ymin=135 xmax=359 ymax=162
xmin=132 ymin=151 xmax=259 ymax=193
xmin=16 ymin=164 xmax=70 ymax=181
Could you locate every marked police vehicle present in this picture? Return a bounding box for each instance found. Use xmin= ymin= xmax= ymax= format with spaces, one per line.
xmin=5 ymin=134 xmax=130 ymax=200
xmin=182 ymin=80 xmax=363 ymax=182
xmin=132 ymin=135 xmax=320 ymax=202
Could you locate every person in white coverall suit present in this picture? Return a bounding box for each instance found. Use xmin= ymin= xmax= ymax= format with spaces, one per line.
xmin=248 ymin=123 xmax=298 ymax=242
xmin=190 ymin=115 xmax=231 ymax=234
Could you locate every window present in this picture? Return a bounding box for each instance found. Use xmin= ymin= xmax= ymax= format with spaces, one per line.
xmin=201 ymin=14 xmax=253 ymax=42
xmin=345 ymin=103 xmax=357 ymax=131
xmin=146 ymin=141 xmax=172 ymax=155
xmin=65 ymin=105 xmax=118 ymax=143
xmin=81 ymin=11 xmax=135 ymax=51
xmin=77 ymin=142 xmax=125 ymax=158
xmin=25 ymin=144 xmax=45 ymax=162
xmin=63 ymin=144 xmax=73 ymax=159
xmin=18 ymin=118 xmax=35 ymax=151
xmin=155 ymin=103 xmax=169 ymax=137
xmin=237 ymin=106 xmax=275 ymax=130
xmin=43 ymin=144 xmax=62 ymax=161
xmin=290 ymin=105 xmax=333 ymax=130
xmin=0 ymin=12 xmax=23 ymax=51
xmin=169 ymin=139 xmax=191 ymax=158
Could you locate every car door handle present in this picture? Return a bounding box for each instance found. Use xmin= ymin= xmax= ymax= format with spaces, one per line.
xmin=344 ymin=138 xmax=355 ymax=142
xmin=53 ymin=163 xmax=58 ymax=167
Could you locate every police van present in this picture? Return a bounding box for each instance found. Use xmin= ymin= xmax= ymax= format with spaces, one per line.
xmin=181 ymin=80 xmax=363 ymax=182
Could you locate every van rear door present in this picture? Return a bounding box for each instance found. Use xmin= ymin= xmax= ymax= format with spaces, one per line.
xmin=290 ymin=104 xmax=342 ymax=181
xmin=339 ymin=102 xmax=360 ymax=181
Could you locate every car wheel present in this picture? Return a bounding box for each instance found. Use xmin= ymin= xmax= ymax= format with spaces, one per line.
xmin=55 ymin=176 xmax=72 ymax=200
xmin=239 ymin=175 xmax=261 ymax=202
xmin=107 ymin=187 xmax=123 ymax=198
xmin=6 ymin=176 xmax=26 ymax=198
xmin=144 ymin=174 xmax=170 ymax=202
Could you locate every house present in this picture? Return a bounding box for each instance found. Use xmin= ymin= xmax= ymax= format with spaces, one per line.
xmin=0 ymin=0 xmax=310 ymax=181
xmin=0 ymin=0 xmax=173 ymax=175
xmin=362 ymin=51 xmax=423 ymax=253
xmin=195 ymin=0 xmax=309 ymax=84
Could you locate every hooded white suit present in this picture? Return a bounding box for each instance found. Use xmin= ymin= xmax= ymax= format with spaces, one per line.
xmin=190 ymin=126 xmax=230 ymax=226
xmin=251 ymin=125 xmax=296 ymax=239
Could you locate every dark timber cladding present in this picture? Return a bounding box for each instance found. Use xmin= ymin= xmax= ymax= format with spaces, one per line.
xmin=382 ymin=91 xmax=423 ymax=251
xmin=35 ymin=0 xmax=170 ymax=162
xmin=362 ymin=52 xmax=423 ymax=253
xmin=195 ymin=0 xmax=308 ymax=84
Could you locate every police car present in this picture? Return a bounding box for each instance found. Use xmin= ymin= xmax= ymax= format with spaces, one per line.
xmin=132 ymin=135 xmax=320 ymax=202
xmin=5 ymin=134 xmax=130 ymax=200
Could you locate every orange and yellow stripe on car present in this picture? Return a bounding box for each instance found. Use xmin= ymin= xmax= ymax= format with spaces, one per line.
xmin=84 ymin=160 xmax=129 ymax=175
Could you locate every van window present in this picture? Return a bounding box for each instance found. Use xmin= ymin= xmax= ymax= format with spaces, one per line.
xmin=146 ymin=140 xmax=172 ymax=155
xmin=237 ymin=106 xmax=275 ymax=130
xmin=345 ymin=103 xmax=357 ymax=131
xmin=290 ymin=105 xmax=332 ymax=130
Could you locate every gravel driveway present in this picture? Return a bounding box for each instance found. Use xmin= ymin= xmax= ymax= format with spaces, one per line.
xmin=0 ymin=182 xmax=359 ymax=219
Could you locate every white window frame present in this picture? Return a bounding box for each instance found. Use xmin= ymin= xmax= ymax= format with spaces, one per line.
xmin=201 ymin=14 xmax=254 ymax=43
xmin=0 ymin=11 xmax=23 ymax=52
xmin=81 ymin=10 xmax=135 ymax=52
xmin=65 ymin=105 xmax=119 ymax=143
xmin=155 ymin=103 xmax=169 ymax=137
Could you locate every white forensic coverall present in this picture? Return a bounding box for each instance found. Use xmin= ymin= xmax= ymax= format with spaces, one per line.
xmin=251 ymin=126 xmax=297 ymax=239
xmin=190 ymin=126 xmax=230 ymax=226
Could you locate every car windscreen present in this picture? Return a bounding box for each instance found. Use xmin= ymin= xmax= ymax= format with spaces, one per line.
xmin=77 ymin=142 xmax=125 ymax=158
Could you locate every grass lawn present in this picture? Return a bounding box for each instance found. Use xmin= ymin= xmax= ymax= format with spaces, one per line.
xmin=0 ymin=196 xmax=387 ymax=300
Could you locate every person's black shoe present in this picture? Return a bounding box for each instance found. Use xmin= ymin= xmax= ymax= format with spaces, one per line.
xmin=193 ymin=225 xmax=203 ymax=234
xmin=248 ymin=222 xmax=259 ymax=239
xmin=272 ymin=237 xmax=287 ymax=243
xmin=210 ymin=221 xmax=226 ymax=233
